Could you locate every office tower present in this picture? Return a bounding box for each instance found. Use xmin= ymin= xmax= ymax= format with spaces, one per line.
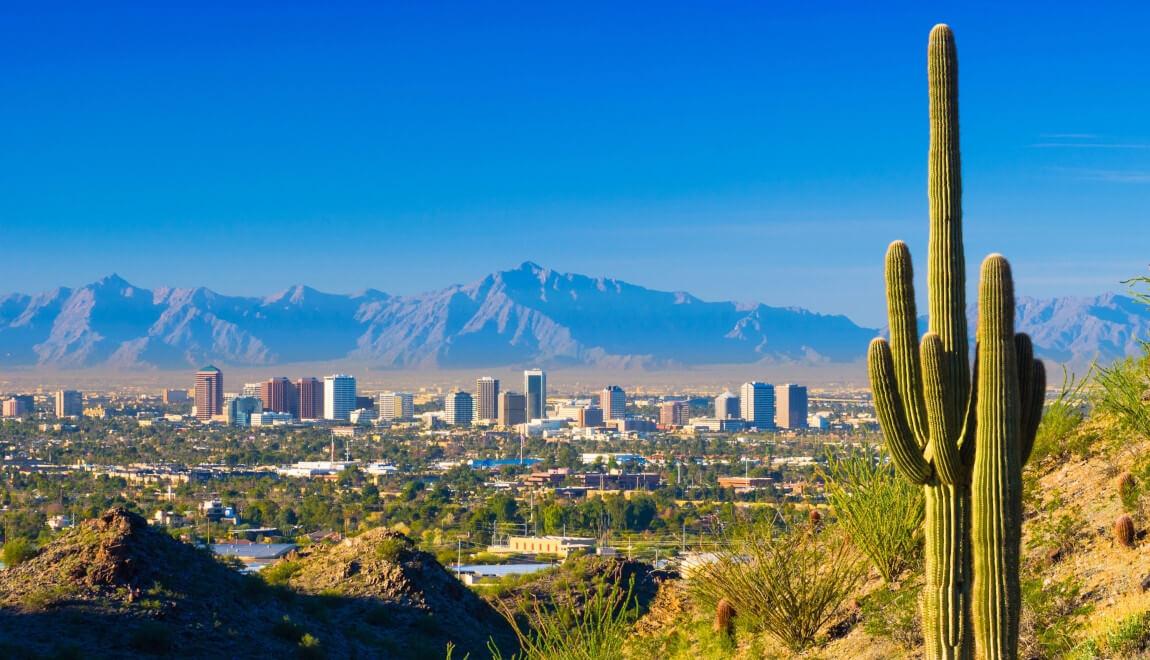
xmin=475 ymin=377 xmax=500 ymax=421
xmin=659 ymin=400 xmax=690 ymax=427
xmin=524 ymin=369 xmax=547 ymax=420
xmin=600 ymin=385 xmax=626 ymax=420
xmin=162 ymin=389 xmax=189 ymax=405
xmin=715 ymin=391 xmax=740 ymax=419
xmin=241 ymin=382 xmax=262 ymax=398
xmin=497 ymin=391 xmax=526 ymax=427
xmin=739 ymin=381 xmax=776 ymax=430
xmin=296 ymin=377 xmax=324 ymax=420
xmin=775 ymin=384 xmax=809 ymax=429
xmin=378 ymin=392 xmax=415 ymax=421
xmin=195 ymin=366 xmax=224 ymax=420
xmin=2 ymin=396 xmax=33 ymax=418
xmin=355 ymin=395 xmax=375 ymax=410
xmin=578 ymin=406 xmax=604 ymax=428
xmin=259 ymin=377 xmax=297 ymax=417
xmin=323 ymin=374 xmax=357 ymax=421
xmin=227 ymin=396 xmax=263 ymax=427
xmin=55 ymin=390 xmax=83 ymax=417
xmin=444 ymin=390 xmax=474 ymax=426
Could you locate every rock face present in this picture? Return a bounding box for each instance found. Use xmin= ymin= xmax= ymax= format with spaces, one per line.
xmin=284 ymin=528 xmax=517 ymax=655
xmin=0 ymin=508 xmax=512 ymax=659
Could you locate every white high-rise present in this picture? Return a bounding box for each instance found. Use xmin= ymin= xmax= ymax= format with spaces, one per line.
xmin=524 ymin=369 xmax=547 ymax=420
xmin=600 ymin=385 xmax=626 ymax=420
xmin=740 ymin=381 xmax=776 ymax=430
xmin=445 ymin=390 xmax=474 ymax=426
xmin=714 ymin=391 xmax=740 ymax=419
xmin=378 ymin=392 xmax=414 ymax=420
xmin=324 ymin=374 xmax=357 ymax=421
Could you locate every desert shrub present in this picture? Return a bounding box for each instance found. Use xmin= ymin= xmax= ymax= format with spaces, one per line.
xmin=297 ymin=633 xmax=324 ymax=660
xmin=1031 ymin=367 xmax=1090 ymax=463
xmin=129 ymin=621 xmax=175 ymax=654
xmin=262 ymin=560 xmax=302 ymax=586
xmin=21 ymin=584 xmax=77 ymax=611
xmin=689 ymin=522 xmax=866 ymax=652
xmin=376 ymin=535 xmax=411 ymax=562
xmin=821 ymin=447 xmax=923 ymax=582
xmin=1 ymin=537 xmax=36 ymax=566
xmin=489 ymin=578 xmax=638 ymax=660
xmin=1026 ymin=490 xmax=1088 ymax=560
xmin=1117 ymin=472 xmax=1140 ymax=512
xmin=1019 ymin=573 xmax=1091 ymax=658
xmin=1098 ymin=610 xmax=1150 ymax=657
xmin=1095 ymin=355 xmax=1150 ymax=440
xmin=860 ymin=578 xmax=923 ymax=649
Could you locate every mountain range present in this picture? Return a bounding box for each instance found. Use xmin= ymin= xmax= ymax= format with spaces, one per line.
xmin=0 ymin=262 xmax=1145 ymax=371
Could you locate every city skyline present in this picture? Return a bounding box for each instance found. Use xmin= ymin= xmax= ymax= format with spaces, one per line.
xmin=3 ymin=5 xmax=1148 ymax=326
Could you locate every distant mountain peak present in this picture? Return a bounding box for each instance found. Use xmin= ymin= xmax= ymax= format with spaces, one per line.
xmin=0 ymin=267 xmax=1142 ymax=370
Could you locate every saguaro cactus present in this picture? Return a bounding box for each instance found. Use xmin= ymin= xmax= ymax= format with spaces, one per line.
xmin=867 ymin=24 xmax=1045 ymax=660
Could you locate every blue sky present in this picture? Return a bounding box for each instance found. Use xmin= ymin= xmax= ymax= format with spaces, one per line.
xmin=2 ymin=2 xmax=1148 ymax=326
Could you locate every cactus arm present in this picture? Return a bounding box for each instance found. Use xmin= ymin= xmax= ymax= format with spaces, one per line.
xmin=971 ymin=255 xmax=1022 ymax=659
xmin=885 ymin=240 xmax=930 ymax=447
xmin=1020 ymin=359 xmax=1046 ymax=466
xmin=869 ymin=338 xmax=933 ymax=484
xmin=922 ymin=332 xmax=964 ymax=484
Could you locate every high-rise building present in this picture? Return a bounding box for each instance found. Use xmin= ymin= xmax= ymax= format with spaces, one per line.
xmin=378 ymin=392 xmax=414 ymax=420
xmin=739 ymin=381 xmax=776 ymax=430
xmin=659 ymin=400 xmax=690 ymax=427
xmin=259 ymin=377 xmax=297 ymax=417
xmin=2 ymin=396 xmax=33 ymax=418
xmin=497 ymin=391 xmax=526 ymax=427
xmin=162 ymin=389 xmax=189 ymax=405
xmin=444 ymin=390 xmax=474 ymax=426
xmin=600 ymin=385 xmax=626 ymax=420
xmin=226 ymin=396 xmax=263 ymax=427
xmin=715 ymin=391 xmax=740 ymax=419
xmin=775 ymin=384 xmax=809 ymax=429
xmin=524 ymin=369 xmax=547 ymax=420
xmin=296 ymin=377 xmax=324 ymax=420
xmin=195 ymin=366 xmax=224 ymax=421
xmin=475 ymin=377 xmax=500 ymax=421
xmin=323 ymin=374 xmax=357 ymax=421
xmin=55 ymin=390 xmax=83 ymax=417
xmin=241 ymin=382 xmax=262 ymax=398
xmin=578 ymin=406 xmax=604 ymax=428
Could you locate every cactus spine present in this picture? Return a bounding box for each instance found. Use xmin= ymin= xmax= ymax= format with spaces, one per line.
xmin=867 ymin=24 xmax=1045 ymax=660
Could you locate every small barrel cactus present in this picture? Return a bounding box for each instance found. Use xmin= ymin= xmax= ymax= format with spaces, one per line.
xmin=1116 ymin=515 xmax=1137 ymax=548
xmin=715 ymin=598 xmax=736 ymax=637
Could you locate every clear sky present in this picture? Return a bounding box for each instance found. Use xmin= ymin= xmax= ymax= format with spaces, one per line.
xmin=2 ymin=2 xmax=1148 ymax=326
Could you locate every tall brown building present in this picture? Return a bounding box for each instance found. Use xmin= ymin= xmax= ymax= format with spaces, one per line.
xmin=260 ymin=377 xmax=297 ymax=417
xmin=194 ymin=366 xmax=224 ymax=420
xmin=296 ymin=377 xmax=324 ymax=420
xmin=659 ymin=400 xmax=690 ymax=428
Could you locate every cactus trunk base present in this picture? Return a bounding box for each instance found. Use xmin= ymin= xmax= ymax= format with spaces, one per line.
xmin=923 ymin=483 xmax=973 ymax=660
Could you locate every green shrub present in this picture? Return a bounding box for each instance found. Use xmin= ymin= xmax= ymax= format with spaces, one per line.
xmin=1031 ymin=367 xmax=1090 ymax=463
xmin=1019 ymin=574 xmax=1091 ymax=658
xmin=376 ymin=535 xmax=410 ymax=562
xmin=860 ymin=578 xmax=923 ymax=649
xmin=297 ymin=633 xmax=324 ymax=660
xmin=1 ymin=537 xmax=36 ymax=567
xmin=1095 ymin=355 xmax=1150 ymax=440
xmin=1101 ymin=610 xmax=1150 ymax=656
xmin=262 ymin=560 xmax=302 ymax=586
xmin=821 ymin=447 xmax=923 ymax=582
xmin=689 ymin=523 xmax=866 ymax=652
xmin=489 ymin=577 xmax=638 ymax=660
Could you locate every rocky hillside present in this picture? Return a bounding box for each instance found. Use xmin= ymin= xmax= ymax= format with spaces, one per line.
xmin=0 ymin=508 xmax=512 ymax=659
